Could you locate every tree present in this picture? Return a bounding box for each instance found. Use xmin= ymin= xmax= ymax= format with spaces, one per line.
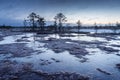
xmin=23 ymin=19 xmax=27 ymax=27
xmin=66 ymin=23 xmax=70 ymax=32
xmin=54 ymin=13 xmax=67 ymax=32
xmin=115 ymin=22 xmax=120 ymax=33
xmin=23 ymin=19 xmax=27 ymax=31
xmin=116 ymin=22 xmax=120 ymax=27
xmin=37 ymin=15 xmax=45 ymax=31
xmin=77 ymin=20 xmax=81 ymax=33
xmin=94 ymin=22 xmax=98 ymax=34
xmin=54 ymin=20 xmax=57 ymax=32
xmin=27 ymin=12 xmax=38 ymax=31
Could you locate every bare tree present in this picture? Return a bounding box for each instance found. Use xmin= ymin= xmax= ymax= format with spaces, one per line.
xmin=54 ymin=13 xmax=67 ymax=32
xmin=77 ymin=20 xmax=81 ymax=33
xmin=37 ymin=15 xmax=45 ymax=31
xmin=23 ymin=19 xmax=27 ymax=31
xmin=94 ymin=22 xmax=98 ymax=34
xmin=23 ymin=19 xmax=27 ymax=27
xmin=115 ymin=22 xmax=120 ymax=33
xmin=116 ymin=22 xmax=120 ymax=27
xmin=54 ymin=20 xmax=57 ymax=32
xmin=27 ymin=12 xmax=38 ymax=31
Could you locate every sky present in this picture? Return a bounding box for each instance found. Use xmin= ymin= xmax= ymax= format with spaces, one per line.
xmin=0 ymin=0 xmax=120 ymax=26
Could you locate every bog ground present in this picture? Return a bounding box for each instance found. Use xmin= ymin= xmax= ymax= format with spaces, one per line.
xmin=0 ymin=29 xmax=120 ymax=80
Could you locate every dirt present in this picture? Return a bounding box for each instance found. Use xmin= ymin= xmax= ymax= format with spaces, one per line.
xmin=0 ymin=60 xmax=89 ymax=80
xmin=31 ymin=70 xmax=89 ymax=80
xmin=0 ymin=43 xmax=35 ymax=57
xmin=116 ymin=64 xmax=120 ymax=69
xmin=97 ymin=46 xmax=119 ymax=53
xmin=111 ymin=44 xmax=120 ymax=47
xmin=96 ymin=68 xmax=112 ymax=75
xmin=44 ymin=38 xmax=89 ymax=58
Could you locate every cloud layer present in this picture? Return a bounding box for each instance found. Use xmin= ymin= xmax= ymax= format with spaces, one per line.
xmin=0 ymin=0 xmax=120 ymax=26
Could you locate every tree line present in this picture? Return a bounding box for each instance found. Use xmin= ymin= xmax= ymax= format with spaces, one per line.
xmin=24 ymin=12 xmax=67 ymax=33
xmin=23 ymin=12 xmax=120 ymax=34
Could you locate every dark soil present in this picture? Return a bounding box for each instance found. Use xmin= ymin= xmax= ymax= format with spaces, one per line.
xmin=44 ymin=39 xmax=89 ymax=58
xmin=0 ymin=43 xmax=35 ymax=57
xmin=0 ymin=60 xmax=89 ymax=80
xmin=97 ymin=46 xmax=119 ymax=53
xmin=96 ymin=68 xmax=112 ymax=75
xmin=116 ymin=64 xmax=120 ymax=69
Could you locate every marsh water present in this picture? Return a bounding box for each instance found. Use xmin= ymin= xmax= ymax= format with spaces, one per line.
xmin=0 ymin=30 xmax=120 ymax=80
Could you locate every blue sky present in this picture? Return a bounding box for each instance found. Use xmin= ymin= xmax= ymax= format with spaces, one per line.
xmin=0 ymin=0 xmax=120 ymax=26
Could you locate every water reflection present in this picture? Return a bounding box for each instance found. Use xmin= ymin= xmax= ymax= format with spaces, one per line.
xmin=0 ymin=33 xmax=120 ymax=80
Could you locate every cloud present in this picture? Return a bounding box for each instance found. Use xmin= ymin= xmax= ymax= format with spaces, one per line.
xmin=0 ymin=0 xmax=120 ymax=26
xmin=88 ymin=17 xmax=99 ymax=21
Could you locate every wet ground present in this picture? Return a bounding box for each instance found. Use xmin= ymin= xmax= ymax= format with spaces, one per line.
xmin=0 ymin=29 xmax=120 ymax=80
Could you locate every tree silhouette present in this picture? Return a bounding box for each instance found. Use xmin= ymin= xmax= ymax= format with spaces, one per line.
xmin=54 ymin=13 xmax=67 ymax=32
xmin=54 ymin=20 xmax=57 ymax=32
xmin=116 ymin=22 xmax=120 ymax=27
xmin=27 ymin=12 xmax=38 ymax=31
xmin=94 ymin=22 xmax=98 ymax=34
xmin=23 ymin=19 xmax=27 ymax=27
xmin=77 ymin=20 xmax=81 ymax=33
xmin=23 ymin=19 xmax=27 ymax=31
xmin=115 ymin=22 xmax=120 ymax=33
xmin=37 ymin=15 xmax=45 ymax=31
